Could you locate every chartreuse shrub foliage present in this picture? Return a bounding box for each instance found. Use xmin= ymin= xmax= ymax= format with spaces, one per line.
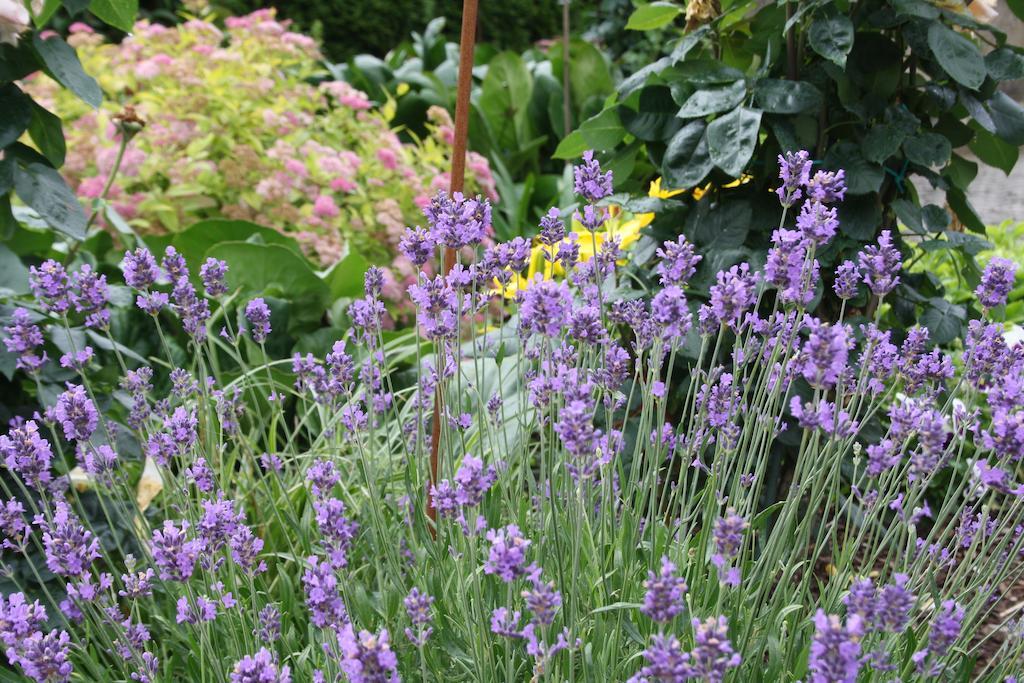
xmin=26 ymin=8 xmax=497 ymax=265
xmin=2 ymin=149 xmax=1024 ymax=681
xmin=563 ymin=0 xmax=1024 ymax=347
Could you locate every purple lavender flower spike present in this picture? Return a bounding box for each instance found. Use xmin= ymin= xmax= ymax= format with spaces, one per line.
xmin=483 ymin=524 xmax=531 ymax=582
xmin=574 ymin=150 xmax=614 ymax=203
xmin=425 ymin=191 xmax=491 ymax=249
xmin=641 ymin=556 xmax=688 ymax=623
xmin=711 ymin=510 xmax=747 ymax=587
xmin=518 ymin=278 xmax=572 ymax=338
xmin=200 ymin=258 xmax=229 ymax=297
xmin=796 ymin=199 xmax=839 ymax=246
xmin=404 ymin=588 xmax=434 ymax=645
xmin=123 ymin=248 xmax=161 ymax=290
xmin=3 ymin=308 xmax=47 ymax=372
xmin=70 ymin=264 xmax=109 ymax=328
xmin=336 ymin=624 xmax=399 ymax=683
xmin=245 ymin=298 xmax=272 ymax=343
xmin=708 ymin=263 xmax=757 ymax=329
xmin=53 ymin=383 xmax=98 ymax=442
xmin=807 ymin=168 xmax=846 ymax=204
xmin=7 ymin=628 xmax=73 ymax=683
xmin=808 ymin=611 xmax=862 ymax=683
xmin=230 ymin=648 xmax=291 ymax=683
xmin=0 ymin=420 xmax=53 ymax=488
xmin=976 ymin=257 xmax=1017 ymax=309
xmin=398 ymin=226 xmax=436 ymax=266
xmin=29 ymin=259 xmax=71 ymax=314
xmin=656 ymin=235 xmax=702 ymax=286
xmin=303 ymin=556 xmax=347 ymax=628
xmin=776 ymin=150 xmax=812 ymax=207
xmin=687 ymin=616 xmax=742 ymax=682
xmin=858 ymin=230 xmax=901 ymax=296
xmin=150 ymin=520 xmax=201 ymax=581
xmin=35 ymin=501 xmax=101 ymax=578
xmin=832 ymin=260 xmax=860 ymax=300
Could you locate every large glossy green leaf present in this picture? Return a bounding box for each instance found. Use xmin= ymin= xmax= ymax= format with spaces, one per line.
xmin=28 ymin=102 xmax=65 ymax=167
xmin=549 ymin=40 xmax=613 ymax=110
xmin=552 ymin=130 xmax=588 ymax=160
xmin=661 ymin=121 xmax=712 ymax=189
xmin=32 ymin=34 xmax=101 ymax=108
xmin=676 ymin=80 xmax=746 ymax=118
xmin=204 ymin=242 xmax=330 ymax=309
xmin=752 ymin=79 xmax=823 ymax=114
xmin=618 ymin=86 xmax=680 ymax=141
xmin=172 ymin=219 xmax=304 ymax=266
xmin=88 ymin=0 xmax=138 ymax=32
xmin=824 ymin=142 xmax=883 ymax=195
xmin=578 ymin=108 xmax=626 ymax=151
xmin=480 ymin=51 xmax=533 ymax=149
xmin=323 ymin=252 xmax=369 ymax=301
xmin=0 ymin=85 xmax=33 ymax=150
xmin=13 ymin=162 xmax=87 ymax=240
xmin=927 ymin=22 xmax=986 ymax=90
xmin=808 ymin=14 xmax=854 ymax=67
xmin=626 ymin=1 xmax=682 ymax=30
xmin=706 ymin=107 xmax=762 ymax=177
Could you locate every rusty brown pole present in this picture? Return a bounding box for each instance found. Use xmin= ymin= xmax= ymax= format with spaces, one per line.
xmin=426 ymin=0 xmax=479 ymax=527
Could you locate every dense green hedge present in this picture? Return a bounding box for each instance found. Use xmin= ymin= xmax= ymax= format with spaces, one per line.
xmin=209 ymin=0 xmax=573 ymax=62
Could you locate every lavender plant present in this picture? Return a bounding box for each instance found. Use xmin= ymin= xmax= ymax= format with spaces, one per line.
xmin=2 ymin=151 xmax=1024 ymax=681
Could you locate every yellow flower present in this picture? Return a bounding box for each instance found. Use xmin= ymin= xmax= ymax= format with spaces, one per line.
xmin=493 ymin=174 xmax=755 ymax=298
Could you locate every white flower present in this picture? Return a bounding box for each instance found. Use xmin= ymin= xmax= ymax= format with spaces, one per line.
xmin=0 ymin=0 xmax=30 ymax=46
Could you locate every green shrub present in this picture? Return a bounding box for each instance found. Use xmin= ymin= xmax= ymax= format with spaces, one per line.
xmin=563 ymin=0 xmax=1024 ymax=346
xmin=26 ymin=9 xmax=496 ymax=269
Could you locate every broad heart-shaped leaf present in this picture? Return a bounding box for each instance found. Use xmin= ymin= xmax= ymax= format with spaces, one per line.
xmin=13 ymin=162 xmax=87 ymax=240
xmin=920 ymin=297 xmax=966 ymax=345
xmin=986 ymin=48 xmax=1024 ymax=81
xmin=927 ymin=22 xmax=986 ymax=90
xmin=0 ymin=84 xmax=32 ymax=150
xmin=862 ymin=124 xmax=907 ymax=164
xmin=677 ymin=80 xmax=746 ymax=118
xmin=28 ymin=102 xmax=65 ymax=167
xmin=706 ymin=107 xmax=762 ymax=178
xmin=808 ymin=14 xmax=854 ymax=67
xmin=662 ymin=120 xmax=713 ymax=189
xmin=171 ymin=218 xmax=304 ymax=267
xmin=903 ymin=132 xmax=952 ymax=167
xmin=204 ymin=241 xmax=330 ymax=317
xmin=753 ymin=79 xmax=823 ymax=114
xmin=969 ymin=125 xmax=1019 ymax=175
xmin=892 ymin=198 xmax=925 ymax=235
xmin=838 ymin=194 xmax=882 ymax=240
xmin=87 ymin=0 xmax=138 ymax=32
xmin=626 ymin=1 xmax=682 ymax=30
xmin=824 ymin=142 xmax=883 ymax=195
xmin=578 ymin=108 xmax=626 ymax=151
xmin=32 ymin=34 xmax=101 ymax=108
